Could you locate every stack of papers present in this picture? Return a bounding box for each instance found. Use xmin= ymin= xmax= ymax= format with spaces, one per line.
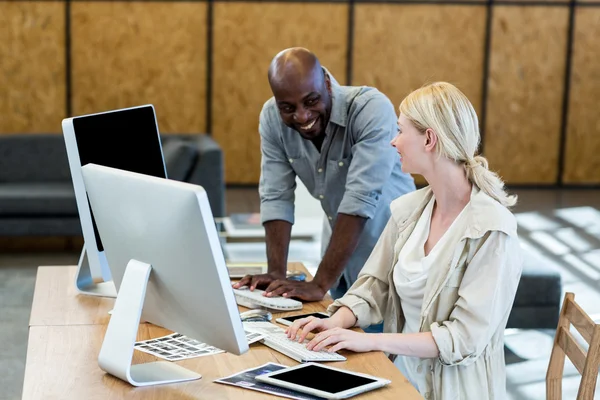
xmin=134 ymin=330 xmax=265 ymax=361
xmin=215 ymin=363 xmax=325 ymax=400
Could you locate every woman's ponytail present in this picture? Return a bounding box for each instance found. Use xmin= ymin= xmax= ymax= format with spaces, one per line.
xmin=465 ymin=155 xmax=517 ymax=208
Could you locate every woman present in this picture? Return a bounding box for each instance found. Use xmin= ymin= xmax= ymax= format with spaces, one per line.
xmin=286 ymin=82 xmax=523 ymax=399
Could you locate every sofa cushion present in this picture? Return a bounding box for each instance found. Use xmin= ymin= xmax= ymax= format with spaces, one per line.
xmin=0 ymin=134 xmax=72 ymax=183
xmin=0 ymin=183 xmax=78 ymax=216
xmin=0 ymin=217 xmax=82 ymax=236
xmin=512 ymin=262 xmax=562 ymax=307
xmin=161 ymin=138 xmax=198 ymax=182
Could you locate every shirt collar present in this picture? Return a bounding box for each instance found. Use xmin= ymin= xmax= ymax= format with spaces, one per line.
xmin=323 ymin=67 xmax=348 ymax=128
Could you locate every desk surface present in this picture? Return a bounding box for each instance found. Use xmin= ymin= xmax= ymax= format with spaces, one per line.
xmin=29 ymin=265 xmax=114 ymax=326
xmin=23 ymin=264 xmax=422 ymax=399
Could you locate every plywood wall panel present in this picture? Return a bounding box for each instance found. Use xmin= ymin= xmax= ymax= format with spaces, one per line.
xmin=563 ymin=8 xmax=600 ymax=184
xmin=497 ymin=0 xmax=565 ymax=2
xmin=0 ymin=2 xmax=65 ymax=134
xmin=212 ymin=2 xmax=348 ymax=184
xmin=71 ymin=2 xmax=207 ymax=133
xmin=353 ymin=4 xmax=486 ymax=186
xmin=484 ymin=6 xmax=568 ymax=184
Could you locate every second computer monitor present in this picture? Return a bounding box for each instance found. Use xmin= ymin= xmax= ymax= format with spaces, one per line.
xmin=62 ymin=104 xmax=167 ymax=289
xmin=81 ymin=163 xmax=248 ymax=386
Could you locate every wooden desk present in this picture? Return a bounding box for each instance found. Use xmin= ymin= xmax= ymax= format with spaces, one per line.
xmin=29 ymin=266 xmax=114 ymax=326
xmin=23 ymin=264 xmax=422 ymax=399
xmin=28 ymin=263 xmax=328 ymax=327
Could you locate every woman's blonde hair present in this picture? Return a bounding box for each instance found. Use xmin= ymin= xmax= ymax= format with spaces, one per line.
xmin=399 ymin=82 xmax=517 ymax=207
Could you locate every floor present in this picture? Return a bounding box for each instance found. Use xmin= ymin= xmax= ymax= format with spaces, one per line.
xmin=1 ymin=187 xmax=599 ymax=400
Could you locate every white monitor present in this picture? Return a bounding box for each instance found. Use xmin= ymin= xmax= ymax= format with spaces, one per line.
xmin=62 ymin=104 xmax=167 ymax=297
xmin=81 ymin=163 xmax=248 ymax=386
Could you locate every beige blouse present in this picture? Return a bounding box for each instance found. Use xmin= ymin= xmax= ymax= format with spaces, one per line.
xmin=328 ymin=186 xmax=523 ymax=400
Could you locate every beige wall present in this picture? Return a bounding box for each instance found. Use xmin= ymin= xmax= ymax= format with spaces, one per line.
xmin=2 ymin=1 xmax=599 ymax=185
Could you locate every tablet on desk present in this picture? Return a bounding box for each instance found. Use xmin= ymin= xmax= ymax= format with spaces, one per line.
xmin=255 ymin=362 xmax=392 ymax=399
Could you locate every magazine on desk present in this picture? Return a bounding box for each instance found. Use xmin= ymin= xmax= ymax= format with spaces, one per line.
xmin=215 ymin=362 xmax=326 ymax=400
xmin=223 ymin=212 xmax=321 ymax=240
xmin=228 ymin=213 xmax=262 ymax=230
xmin=134 ymin=330 xmax=265 ymax=361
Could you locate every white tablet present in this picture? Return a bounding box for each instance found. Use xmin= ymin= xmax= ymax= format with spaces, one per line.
xmin=255 ymin=362 xmax=391 ymax=399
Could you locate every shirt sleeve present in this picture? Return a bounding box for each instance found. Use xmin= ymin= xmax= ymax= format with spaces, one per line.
xmin=430 ymin=231 xmax=523 ymax=366
xmin=258 ymin=105 xmax=296 ymax=225
xmin=327 ymin=216 xmax=398 ymax=327
xmin=337 ymin=94 xmax=399 ymax=219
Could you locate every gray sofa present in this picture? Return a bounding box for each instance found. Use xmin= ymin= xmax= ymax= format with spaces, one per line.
xmin=0 ymin=133 xmax=225 ymax=236
xmin=507 ymin=259 xmax=562 ymax=329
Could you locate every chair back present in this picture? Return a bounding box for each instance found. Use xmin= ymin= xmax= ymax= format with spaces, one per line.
xmin=546 ymin=292 xmax=600 ymax=399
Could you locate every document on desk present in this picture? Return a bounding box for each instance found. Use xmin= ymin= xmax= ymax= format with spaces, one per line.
xmin=134 ymin=330 xmax=265 ymax=361
xmin=215 ymin=362 xmax=325 ymax=400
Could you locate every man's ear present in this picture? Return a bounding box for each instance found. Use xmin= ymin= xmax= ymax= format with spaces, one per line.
xmin=424 ymin=128 xmax=438 ymax=153
xmin=324 ymin=72 xmax=332 ymax=95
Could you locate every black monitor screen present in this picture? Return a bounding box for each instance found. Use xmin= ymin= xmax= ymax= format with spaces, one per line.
xmin=73 ymin=106 xmax=166 ymax=251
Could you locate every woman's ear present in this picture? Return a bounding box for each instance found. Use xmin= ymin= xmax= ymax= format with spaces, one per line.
xmin=424 ymin=128 xmax=438 ymax=153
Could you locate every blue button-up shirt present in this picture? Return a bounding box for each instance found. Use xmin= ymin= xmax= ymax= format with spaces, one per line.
xmin=258 ymin=71 xmax=416 ymax=289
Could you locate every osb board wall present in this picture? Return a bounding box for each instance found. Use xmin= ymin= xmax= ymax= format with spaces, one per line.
xmin=484 ymin=6 xmax=568 ymax=184
xmin=212 ymin=2 xmax=348 ymax=184
xmin=353 ymin=4 xmax=486 ymax=186
xmin=563 ymin=8 xmax=600 ymax=184
xmin=71 ymin=2 xmax=207 ymax=134
xmin=0 ymin=2 xmax=65 ymax=134
xmin=2 ymin=2 xmax=600 ymax=185
xmin=353 ymin=5 xmax=486 ymax=116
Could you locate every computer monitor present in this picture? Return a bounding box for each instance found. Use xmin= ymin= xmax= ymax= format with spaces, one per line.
xmin=81 ymin=163 xmax=248 ymax=387
xmin=62 ymin=105 xmax=167 ymax=297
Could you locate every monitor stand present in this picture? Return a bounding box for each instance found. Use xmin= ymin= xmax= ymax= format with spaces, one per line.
xmin=98 ymin=259 xmax=201 ymax=386
xmin=74 ymin=247 xmax=117 ymax=298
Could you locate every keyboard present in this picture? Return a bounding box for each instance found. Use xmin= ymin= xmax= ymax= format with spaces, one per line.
xmin=233 ymin=287 xmax=303 ymax=311
xmin=243 ymin=322 xmax=346 ymax=363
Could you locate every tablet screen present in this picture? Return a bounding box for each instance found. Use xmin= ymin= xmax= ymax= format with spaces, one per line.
xmin=268 ymin=365 xmax=377 ymax=394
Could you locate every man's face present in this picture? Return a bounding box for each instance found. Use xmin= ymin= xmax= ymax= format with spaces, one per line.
xmin=271 ymin=73 xmax=332 ymax=140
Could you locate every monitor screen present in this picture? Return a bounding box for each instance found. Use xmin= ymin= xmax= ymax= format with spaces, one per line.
xmin=73 ymin=106 xmax=166 ymax=251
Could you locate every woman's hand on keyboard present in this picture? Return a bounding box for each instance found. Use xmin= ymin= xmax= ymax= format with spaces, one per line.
xmin=286 ymin=315 xmax=336 ymax=344
xmin=306 ymin=328 xmax=374 ymax=353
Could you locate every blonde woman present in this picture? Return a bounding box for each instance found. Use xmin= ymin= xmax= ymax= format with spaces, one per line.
xmin=286 ymin=82 xmax=523 ymax=399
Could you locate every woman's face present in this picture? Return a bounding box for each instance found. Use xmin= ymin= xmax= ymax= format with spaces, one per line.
xmin=391 ymin=113 xmax=427 ymax=174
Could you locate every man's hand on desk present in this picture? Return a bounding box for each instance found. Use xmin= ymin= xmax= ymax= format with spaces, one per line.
xmin=232 ymin=271 xmax=285 ymax=291
xmin=263 ymin=280 xmax=326 ymax=302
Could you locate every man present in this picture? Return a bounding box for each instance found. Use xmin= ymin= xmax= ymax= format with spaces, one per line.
xmin=234 ymin=47 xmax=415 ymax=301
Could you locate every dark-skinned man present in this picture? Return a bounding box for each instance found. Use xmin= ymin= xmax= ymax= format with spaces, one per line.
xmin=234 ymin=47 xmax=416 ymax=306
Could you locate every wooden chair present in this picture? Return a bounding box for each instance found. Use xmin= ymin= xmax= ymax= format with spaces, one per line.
xmin=547 ymin=292 xmax=600 ymax=399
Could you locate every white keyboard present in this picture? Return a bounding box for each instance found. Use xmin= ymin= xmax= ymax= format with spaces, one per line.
xmin=233 ymin=287 xmax=303 ymax=311
xmin=244 ymin=322 xmax=346 ymax=363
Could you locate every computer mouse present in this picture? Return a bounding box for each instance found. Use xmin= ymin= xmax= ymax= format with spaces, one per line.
xmin=240 ymin=309 xmax=272 ymax=322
